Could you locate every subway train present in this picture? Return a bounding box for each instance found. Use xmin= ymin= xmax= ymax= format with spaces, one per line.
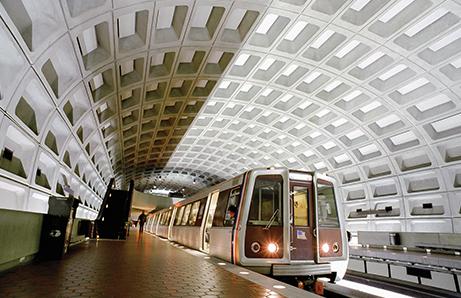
xmin=145 ymin=168 xmax=348 ymax=281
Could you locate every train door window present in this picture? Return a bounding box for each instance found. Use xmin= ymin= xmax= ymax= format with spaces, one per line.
xmin=224 ymin=187 xmax=241 ymax=226
xmin=248 ymin=175 xmax=283 ymax=226
xmin=203 ymin=192 xmax=219 ymax=251
xmin=317 ymin=182 xmax=339 ymax=228
xmin=195 ymin=198 xmax=207 ymax=226
xmin=212 ymin=189 xmax=231 ymax=227
xmin=175 ymin=206 xmax=185 ymax=226
xmin=293 ymin=186 xmax=308 ymax=226
xmin=181 ymin=204 xmax=192 ymax=225
xmin=188 ymin=201 xmax=201 ymax=225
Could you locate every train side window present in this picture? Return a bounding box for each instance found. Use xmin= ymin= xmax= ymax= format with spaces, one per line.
xmin=164 ymin=211 xmax=171 ymax=225
xmin=181 ymin=204 xmax=192 ymax=225
xmin=175 ymin=206 xmax=185 ymax=226
xmin=248 ymin=175 xmax=283 ymax=226
xmin=166 ymin=210 xmax=173 ymax=226
xmin=195 ymin=198 xmax=207 ymax=226
xmin=224 ymin=186 xmax=241 ymax=226
xmin=212 ymin=189 xmax=231 ymax=227
xmin=188 ymin=200 xmax=201 ymax=225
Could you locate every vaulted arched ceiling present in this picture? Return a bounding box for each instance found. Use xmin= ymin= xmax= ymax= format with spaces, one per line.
xmin=0 ymin=0 xmax=460 ymax=229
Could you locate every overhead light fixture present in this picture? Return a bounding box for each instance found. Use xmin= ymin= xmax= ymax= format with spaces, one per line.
xmin=379 ymin=0 xmax=414 ymax=23
xmin=284 ymin=21 xmax=308 ymax=41
xmin=310 ymin=29 xmax=334 ymax=49
xmin=256 ymin=13 xmax=278 ymax=34
xmin=234 ymin=53 xmax=250 ymax=66
xmin=357 ymin=51 xmax=385 ymax=69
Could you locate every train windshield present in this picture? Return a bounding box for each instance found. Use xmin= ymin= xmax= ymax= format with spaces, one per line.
xmin=248 ymin=175 xmax=283 ymax=226
xmin=317 ymin=182 xmax=339 ymax=228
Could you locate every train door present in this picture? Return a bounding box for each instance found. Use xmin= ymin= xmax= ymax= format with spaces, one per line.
xmin=168 ymin=208 xmax=176 ymax=239
xmin=314 ymin=173 xmax=346 ymax=263
xmin=290 ymin=181 xmax=314 ymax=260
xmin=201 ymin=191 xmax=219 ymax=252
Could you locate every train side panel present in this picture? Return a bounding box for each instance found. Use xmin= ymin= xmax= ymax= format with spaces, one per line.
xmin=209 ymin=227 xmax=232 ymax=262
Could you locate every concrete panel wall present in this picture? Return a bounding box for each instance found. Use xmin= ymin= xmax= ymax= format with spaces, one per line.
xmin=0 ymin=208 xmax=43 ymax=271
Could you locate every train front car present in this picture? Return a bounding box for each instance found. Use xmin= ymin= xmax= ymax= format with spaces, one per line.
xmin=234 ymin=168 xmax=348 ymax=282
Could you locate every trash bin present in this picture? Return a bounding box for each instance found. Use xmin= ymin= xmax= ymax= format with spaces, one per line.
xmin=39 ymin=196 xmax=79 ymax=260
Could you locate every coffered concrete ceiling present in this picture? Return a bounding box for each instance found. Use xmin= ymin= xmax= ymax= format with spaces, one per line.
xmin=0 ymin=0 xmax=460 ymax=230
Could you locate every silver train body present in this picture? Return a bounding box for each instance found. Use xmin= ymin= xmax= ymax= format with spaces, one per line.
xmin=145 ymin=168 xmax=348 ymax=280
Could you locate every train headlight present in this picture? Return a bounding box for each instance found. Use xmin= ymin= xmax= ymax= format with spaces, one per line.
xmin=267 ymin=243 xmax=278 ymax=254
xmin=332 ymin=242 xmax=339 ymax=253
xmin=321 ymin=243 xmax=330 ymax=253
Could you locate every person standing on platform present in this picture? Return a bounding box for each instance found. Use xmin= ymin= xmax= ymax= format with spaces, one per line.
xmin=138 ymin=211 xmax=147 ymax=233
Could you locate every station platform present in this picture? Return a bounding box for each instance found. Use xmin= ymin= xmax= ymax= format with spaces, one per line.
xmin=0 ymin=230 xmax=313 ymax=297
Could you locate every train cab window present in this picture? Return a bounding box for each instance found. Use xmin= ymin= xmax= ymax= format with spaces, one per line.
xmin=317 ymin=182 xmax=339 ymax=228
xmin=195 ymin=198 xmax=207 ymax=226
xmin=212 ymin=189 xmax=231 ymax=227
xmin=224 ymin=187 xmax=241 ymax=226
xmin=293 ymin=186 xmax=309 ymax=226
xmin=175 ymin=206 xmax=185 ymax=226
xmin=188 ymin=200 xmax=201 ymax=225
xmin=181 ymin=204 xmax=192 ymax=225
xmin=248 ymin=175 xmax=283 ymax=226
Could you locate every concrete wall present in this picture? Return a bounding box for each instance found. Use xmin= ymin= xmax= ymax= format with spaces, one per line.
xmin=0 ymin=209 xmax=43 ymax=272
xmin=0 ymin=209 xmax=90 ymax=272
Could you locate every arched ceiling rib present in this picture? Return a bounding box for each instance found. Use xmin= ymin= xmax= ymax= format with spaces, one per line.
xmin=0 ymin=0 xmax=460 ymax=229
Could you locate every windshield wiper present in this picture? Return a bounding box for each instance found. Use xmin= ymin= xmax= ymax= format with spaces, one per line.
xmin=264 ymin=209 xmax=279 ymax=230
